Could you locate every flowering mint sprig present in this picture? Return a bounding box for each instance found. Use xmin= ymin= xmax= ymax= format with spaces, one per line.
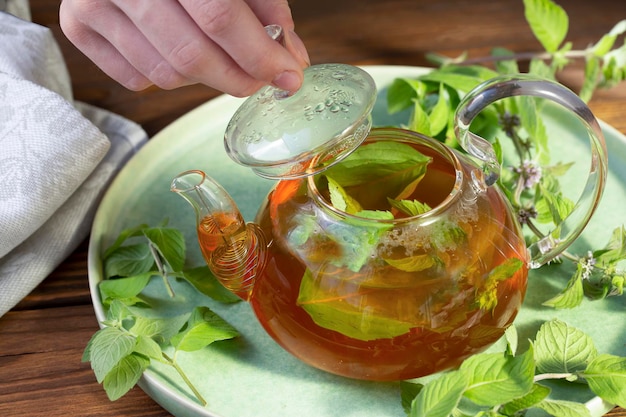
xmin=386 ymin=0 xmax=626 ymax=308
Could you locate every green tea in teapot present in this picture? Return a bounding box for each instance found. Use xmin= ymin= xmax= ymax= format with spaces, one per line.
xmin=175 ymin=67 xmax=606 ymax=382
xmin=195 ymin=130 xmax=529 ymax=381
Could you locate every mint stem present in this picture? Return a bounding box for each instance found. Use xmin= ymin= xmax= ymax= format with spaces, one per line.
xmin=446 ymin=50 xmax=589 ymax=66
xmin=533 ymin=372 xmax=575 ymax=382
xmin=162 ymin=351 xmax=207 ymax=407
xmin=148 ymin=241 xmax=176 ymax=298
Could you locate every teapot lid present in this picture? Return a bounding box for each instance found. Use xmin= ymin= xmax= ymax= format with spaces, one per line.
xmin=224 ymin=63 xmax=377 ymax=179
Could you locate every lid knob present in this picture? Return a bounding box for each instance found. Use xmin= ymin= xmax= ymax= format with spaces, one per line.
xmin=224 ymin=63 xmax=377 ymax=179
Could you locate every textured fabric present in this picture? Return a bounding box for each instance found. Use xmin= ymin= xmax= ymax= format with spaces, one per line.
xmin=0 ymin=1 xmax=148 ymax=316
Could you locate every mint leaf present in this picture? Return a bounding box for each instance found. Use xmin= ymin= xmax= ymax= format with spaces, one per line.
xmin=542 ymin=264 xmax=585 ymax=309
xmin=595 ymin=225 xmax=626 ymax=266
xmin=103 ymin=223 xmax=149 ymax=259
xmin=478 ymin=258 xmax=524 ymax=311
xmin=326 ymin=176 xmax=363 ymax=214
xmin=499 ymin=383 xmax=551 ymax=415
xmin=143 ymin=227 xmax=186 ymax=272
xmin=388 ymin=198 xmax=431 ymax=217
xmin=98 ymin=272 xmax=153 ymax=302
xmin=591 ymin=20 xmax=626 ymax=56
xmin=523 ymin=0 xmax=568 ymax=53
xmin=584 ymin=354 xmax=626 ymax=407
xmin=401 ymin=381 xmax=424 ymax=414
xmin=297 ymin=268 xmax=413 ymax=341
xmin=409 ymin=370 xmax=468 ymax=417
xmin=534 ymin=319 xmax=597 ymax=374
xmin=387 ymin=78 xmax=426 ymax=114
xmin=133 ymin=335 xmax=163 ymax=360
xmin=384 ymin=253 xmax=437 ymax=272
xmin=171 ymin=306 xmax=238 ymax=352
xmin=460 ymin=348 xmax=535 ymax=406
xmin=418 ymin=65 xmax=499 ymax=92
xmin=85 ymin=326 xmax=137 ymax=383
xmin=182 ymin=266 xmax=241 ymax=303
xmin=320 ymin=141 xmax=431 ymax=209
xmin=426 ymin=84 xmax=450 ymax=136
xmin=534 ymin=399 xmax=592 ymax=417
xmin=102 ymin=353 xmax=150 ymax=401
xmin=129 ymin=313 xmax=190 ymax=344
xmin=104 ymin=244 xmax=154 ymax=279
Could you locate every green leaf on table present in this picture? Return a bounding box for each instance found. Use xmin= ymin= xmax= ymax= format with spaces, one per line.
xmin=133 ymin=335 xmax=164 ymax=360
xmin=401 ymin=381 xmax=424 ymax=414
xmin=504 ymin=325 xmax=519 ymax=356
xmin=427 ymin=84 xmax=450 ymax=137
xmin=99 ymin=272 xmax=153 ymax=302
xmin=492 ymin=47 xmax=520 ymax=74
xmin=584 ymin=354 xmax=626 ymax=407
xmin=542 ymin=264 xmax=585 ymax=309
xmin=102 ymin=353 xmax=150 ymax=401
xmin=534 ymin=399 xmax=592 ymax=417
xmin=104 ymin=244 xmax=154 ymax=279
xmin=410 ymin=100 xmax=432 ymax=136
xmin=182 ymin=266 xmax=241 ymax=303
xmin=500 ymin=383 xmax=551 ymax=415
xmin=418 ymin=65 xmax=500 ymax=92
xmin=536 ymin=184 xmax=574 ymax=226
xmin=171 ymin=306 xmax=238 ymax=352
xmin=143 ymin=227 xmax=186 ymax=272
xmin=523 ymin=0 xmax=568 ymax=53
xmin=460 ymin=347 xmax=535 ymax=406
xmin=103 ymin=223 xmax=150 ymax=259
xmin=387 ymin=78 xmax=427 ymax=114
xmin=129 ymin=313 xmax=190 ymax=344
xmin=84 ymin=326 xmax=137 ymax=383
xmin=409 ymin=370 xmax=468 ymax=417
xmin=595 ymin=226 xmax=626 ymax=266
xmin=534 ymin=319 xmax=597 ymax=374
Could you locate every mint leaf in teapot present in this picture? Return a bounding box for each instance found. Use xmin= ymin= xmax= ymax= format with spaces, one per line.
xmin=320 ymin=141 xmax=432 ymax=210
xmin=326 ymin=175 xmax=363 ymax=214
xmin=388 ymin=198 xmax=432 ymax=217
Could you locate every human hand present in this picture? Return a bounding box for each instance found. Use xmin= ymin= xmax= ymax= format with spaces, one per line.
xmin=59 ymin=0 xmax=310 ymax=96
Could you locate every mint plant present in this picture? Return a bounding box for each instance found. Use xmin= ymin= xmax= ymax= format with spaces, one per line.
xmin=386 ymin=0 xmax=626 ymax=308
xmin=84 ymin=221 xmax=240 ymax=405
xmin=400 ymin=320 xmax=626 ymax=417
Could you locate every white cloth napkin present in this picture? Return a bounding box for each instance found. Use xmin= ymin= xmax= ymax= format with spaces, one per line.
xmin=0 ymin=1 xmax=148 ymax=316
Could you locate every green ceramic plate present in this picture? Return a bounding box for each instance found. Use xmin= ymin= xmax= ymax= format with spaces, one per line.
xmin=88 ymin=66 xmax=626 ymax=417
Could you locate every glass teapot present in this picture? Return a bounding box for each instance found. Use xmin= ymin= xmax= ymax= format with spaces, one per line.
xmin=171 ymin=64 xmax=607 ymax=381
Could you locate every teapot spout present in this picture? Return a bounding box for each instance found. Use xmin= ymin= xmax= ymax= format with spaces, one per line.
xmin=170 ymin=170 xmax=267 ymax=301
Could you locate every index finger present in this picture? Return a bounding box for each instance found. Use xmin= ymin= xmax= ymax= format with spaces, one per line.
xmin=179 ymin=0 xmax=305 ymax=92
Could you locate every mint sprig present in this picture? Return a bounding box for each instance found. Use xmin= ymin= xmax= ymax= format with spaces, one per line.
xmin=86 ymin=221 xmax=241 ymax=405
xmin=401 ymin=320 xmax=626 ymax=416
xmin=386 ymin=0 xmax=626 ymax=308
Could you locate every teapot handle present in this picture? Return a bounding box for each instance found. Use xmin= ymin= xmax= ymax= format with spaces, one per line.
xmin=454 ymin=74 xmax=608 ymax=268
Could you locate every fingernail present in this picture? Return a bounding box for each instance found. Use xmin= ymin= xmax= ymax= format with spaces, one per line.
xmin=289 ymin=30 xmax=311 ymax=67
xmin=272 ymin=70 xmax=302 ymax=93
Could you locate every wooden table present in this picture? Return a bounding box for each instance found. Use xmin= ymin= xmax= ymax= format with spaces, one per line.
xmin=1 ymin=0 xmax=625 ymax=416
